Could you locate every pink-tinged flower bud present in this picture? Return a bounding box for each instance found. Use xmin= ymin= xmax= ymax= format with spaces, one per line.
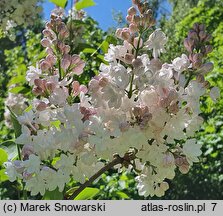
xmin=198 ymin=62 xmax=214 ymax=75
xmin=169 ymin=102 xmax=179 ymax=114
xmin=193 ymin=23 xmax=200 ymax=32
xmin=132 ymin=106 xmax=141 ymax=117
xmin=99 ymin=77 xmax=109 ymax=87
xmin=192 ymin=53 xmax=203 ymax=68
xmin=203 ymin=80 xmax=210 ymax=88
xmin=143 ymin=13 xmax=151 ymax=25
xmin=121 ymin=31 xmax=131 ymax=41
xmin=61 ymin=54 xmax=71 ymax=70
xmin=133 ymin=36 xmax=143 ymax=48
xmin=132 ymin=0 xmax=139 ymax=5
xmin=150 ymin=58 xmax=162 ymax=71
xmin=34 ymin=78 xmax=43 ymax=87
xmin=88 ymin=79 xmax=100 ymax=92
xmin=72 ymin=80 xmax=80 ymax=92
xmin=32 ymin=86 xmax=43 ymax=95
xmin=115 ymin=28 xmax=122 ymax=38
xmin=124 ymin=53 xmax=134 ymax=64
xmin=205 ymin=45 xmax=213 ymax=54
xmin=196 ymin=74 xmax=205 ymax=83
xmin=57 ymin=23 xmax=66 ymax=33
xmin=22 ymin=144 xmax=34 ymax=160
xmin=129 ymin=23 xmax=138 ymax=33
xmin=64 ymin=45 xmax=71 ymax=54
xmin=46 ymin=54 xmax=56 ymax=66
xmin=46 ymin=47 xmax=54 ymax=55
xmin=132 ymin=58 xmax=143 ymax=68
xmin=126 ymin=15 xmax=133 ymax=23
xmin=159 ymin=98 xmax=169 ymax=108
xmin=132 ymin=15 xmax=140 ymax=24
xmin=198 ymin=23 xmax=205 ymax=31
xmin=184 ymin=38 xmax=194 ymax=52
xmin=36 ymin=101 xmax=48 ymax=111
xmin=42 ymin=29 xmax=52 ymax=37
xmin=160 ymin=182 xmax=169 ymax=191
xmin=41 ymin=38 xmax=51 ymax=47
xmin=163 ymin=152 xmax=175 ymax=167
xmin=79 ymin=85 xmax=88 ymax=94
xmin=57 ymin=41 xmax=65 ymax=51
xmin=179 ymin=164 xmax=190 ymax=174
xmin=60 ymin=30 xmax=69 ymax=39
xmin=71 ymin=55 xmax=85 ymax=75
xmin=128 ymin=6 xmax=137 ymax=16
xmin=175 ymin=157 xmax=184 ymax=166
xmin=188 ymin=31 xmax=198 ymax=41
xmin=40 ymin=60 xmax=51 ymax=71
xmin=46 ymin=81 xmax=56 ymax=92
xmin=198 ymin=31 xmax=207 ymax=40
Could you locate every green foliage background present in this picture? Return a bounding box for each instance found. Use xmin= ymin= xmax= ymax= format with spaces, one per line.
xmin=0 ymin=0 xmax=222 ymax=200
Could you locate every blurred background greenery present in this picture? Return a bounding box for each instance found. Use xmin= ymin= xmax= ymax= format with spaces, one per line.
xmin=0 ymin=0 xmax=222 ymax=200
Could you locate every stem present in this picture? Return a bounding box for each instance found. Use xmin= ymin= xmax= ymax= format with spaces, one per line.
xmin=58 ymin=59 xmax=62 ymax=80
xmin=128 ymin=33 xmax=142 ymax=98
xmin=184 ymin=71 xmax=193 ymax=88
xmin=67 ymin=155 xmax=124 ymax=200
xmin=22 ymin=182 xmax=27 ymax=200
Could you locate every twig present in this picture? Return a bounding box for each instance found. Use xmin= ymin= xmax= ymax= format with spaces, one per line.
xmin=67 ymin=155 xmax=124 ymax=200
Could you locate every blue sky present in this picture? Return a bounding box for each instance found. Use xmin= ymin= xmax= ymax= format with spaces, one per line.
xmin=43 ymin=0 xmax=171 ymax=30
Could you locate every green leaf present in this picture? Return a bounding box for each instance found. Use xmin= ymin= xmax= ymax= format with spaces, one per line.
xmin=1 ymin=144 xmax=18 ymax=161
xmin=0 ymin=169 xmax=9 ymax=182
xmin=100 ymin=41 xmax=109 ymax=53
xmin=116 ymin=191 xmax=130 ymax=199
xmin=9 ymin=111 xmax=22 ymax=138
xmin=8 ymin=75 xmax=26 ymax=86
xmin=9 ymin=86 xmax=25 ymax=94
xmin=105 ymin=35 xmax=117 ymax=45
xmin=24 ymin=105 xmax=33 ymax=112
xmin=75 ymin=0 xmax=96 ymax=10
xmin=0 ymin=148 xmax=8 ymax=166
xmin=49 ymin=0 xmax=67 ymax=8
xmin=9 ymin=86 xmax=30 ymax=94
xmin=0 ymin=140 xmax=15 ymax=146
xmin=74 ymin=187 xmax=100 ymax=200
xmin=82 ymin=48 xmax=97 ymax=54
xmin=43 ymin=188 xmax=63 ymax=200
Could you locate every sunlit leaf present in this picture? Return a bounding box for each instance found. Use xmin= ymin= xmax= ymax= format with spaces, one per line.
xmin=0 ymin=148 xmax=8 ymax=166
xmin=74 ymin=187 xmax=99 ymax=200
xmin=49 ymin=0 xmax=67 ymax=8
xmin=75 ymin=0 xmax=96 ymax=11
xmin=43 ymin=188 xmax=63 ymax=200
xmin=0 ymin=169 xmax=9 ymax=182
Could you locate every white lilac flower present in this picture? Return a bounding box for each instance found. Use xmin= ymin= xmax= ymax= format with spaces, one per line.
xmin=4 ymin=161 xmax=23 ymax=182
xmin=183 ymin=139 xmax=202 ymax=164
xmin=26 ymin=64 xmax=42 ymax=85
xmin=210 ymin=87 xmax=220 ymax=102
xmin=145 ymin=29 xmax=167 ymax=59
xmin=23 ymin=154 xmax=41 ymax=174
xmin=172 ymin=54 xmax=190 ymax=73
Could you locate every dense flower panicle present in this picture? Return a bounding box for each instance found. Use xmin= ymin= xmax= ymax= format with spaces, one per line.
xmin=4 ymin=1 xmax=220 ymax=197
